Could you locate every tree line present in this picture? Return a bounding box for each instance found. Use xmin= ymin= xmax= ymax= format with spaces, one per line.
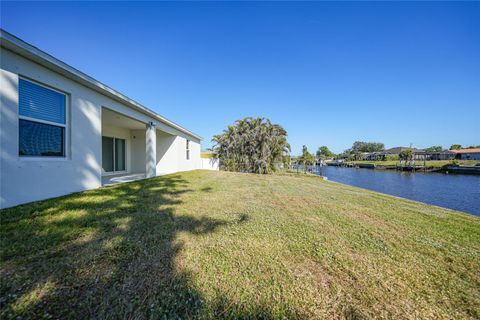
xmin=211 ymin=117 xmax=477 ymax=174
xmin=286 ymin=141 xmax=478 ymax=164
xmin=337 ymin=142 xmax=479 ymax=160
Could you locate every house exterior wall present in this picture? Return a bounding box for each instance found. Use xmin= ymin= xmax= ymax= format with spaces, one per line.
xmin=177 ymin=136 xmax=202 ymax=173
xmin=424 ymin=152 xmax=455 ymax=161
xmin=0 ymin=47 xmax=201 ymax=209
xmin=459 ymin=152 xmax=480 ymax=160
xmin=155 ymin=132 xmax=201 ymax=175
xmin=130 ymin=129 xmax=147 ymax=174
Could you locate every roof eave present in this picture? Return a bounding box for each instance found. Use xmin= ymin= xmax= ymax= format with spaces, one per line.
xmin=0 ymin=29 xmax=202 ymax=141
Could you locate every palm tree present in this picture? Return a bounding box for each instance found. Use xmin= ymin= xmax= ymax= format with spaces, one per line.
xmin=298 ymin=145 xmax=315 ymax=172
xmin=212 ymin=117 xmax=290 ymax=174
xmin=399 ymin=149 xmax=414 ymax=161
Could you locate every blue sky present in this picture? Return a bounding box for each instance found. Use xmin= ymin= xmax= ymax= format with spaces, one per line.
xmin=2 ymin=1 xmax=479 ymax=154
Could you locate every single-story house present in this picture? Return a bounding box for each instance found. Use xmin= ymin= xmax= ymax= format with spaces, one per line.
xmin=413 ymin=151 xmax=455 ymax=161
xmin=361 ymin=147 xmax=424 ymax=161
xmin=384 ymin=147 xmax=424 ymax=155
xmin=0 ymin=30 xmax=202 ymax=209
xmin=449 ymin=148 xmax=480 ymax=160
xmin=363 ymin=152 xmax=388 ymax=161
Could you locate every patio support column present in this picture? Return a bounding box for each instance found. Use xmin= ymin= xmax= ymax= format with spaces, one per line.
xmin=146 ymin=122 xmax=157 ymax=178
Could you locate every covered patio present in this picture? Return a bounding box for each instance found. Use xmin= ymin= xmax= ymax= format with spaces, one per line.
xmin=101 ymin=173 xmax=146 ymax=186
xmin=101 ymin=107 xmax=150 ymax=186
xmin=101 ymin=107 xmax=178 ymax=186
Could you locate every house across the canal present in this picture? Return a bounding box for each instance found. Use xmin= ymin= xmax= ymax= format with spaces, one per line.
xmin=449 ymin=148 xmax=480 ymax=160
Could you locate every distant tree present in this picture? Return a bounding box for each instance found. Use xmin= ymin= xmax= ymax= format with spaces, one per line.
xmin=337 ymin=148 xmax=356 ymax=161
xmin=212 ymin=117 xmax=290 ymax=174
xmin=466 ymin=145 xmax=480 ymax=149
xmin=299 ymin=145 xmax=315 ymax=165
xmin=337 ymin=149 xmax=350 ymax=159
xmin=351 ymin=141 xmax=385 ymax=153
xmin=399 ymin=149 xmax=414 ymax=161
xmin=351 ymin=142 xmax=363 ymax=153
xmin=282 ymin=154 xmax=292 ymax=168
xmin=301 ymin=146 xmax=315 ymax=165
xmin=316 ymin=146 xmax=334 ymax=159
xmin=424 ymin=146 xmax=443 ymax=152
xmin=449 ymin=144 xmax=462 ymax=150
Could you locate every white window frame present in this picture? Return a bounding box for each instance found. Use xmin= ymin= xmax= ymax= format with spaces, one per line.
xmin=101 ymin=135 xmax=128 ymax=175
xmin=18 ymin=77 xmax=70 ymax=160
xmin=186 ymin=139 xmax=190 ymax=160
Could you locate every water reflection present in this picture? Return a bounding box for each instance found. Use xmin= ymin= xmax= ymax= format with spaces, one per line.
xmin=319 ymin=166 xmax=480 ymax=216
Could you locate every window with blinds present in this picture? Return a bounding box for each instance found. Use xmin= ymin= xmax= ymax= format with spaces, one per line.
xmin=186 ymin=139 xmax=190 ymax=160
xmin=18 ymin=79 xmax=67 ymax=157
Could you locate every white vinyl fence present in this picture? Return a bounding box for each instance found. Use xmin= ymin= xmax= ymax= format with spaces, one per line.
xmin=201 ymin=158 xmax=219 ymax=170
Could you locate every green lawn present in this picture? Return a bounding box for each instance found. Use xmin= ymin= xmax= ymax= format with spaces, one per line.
xmin=347 ymin=160 xmax=479 ymax=168
xmin=1 ymin=170 xmax=479 ymax=319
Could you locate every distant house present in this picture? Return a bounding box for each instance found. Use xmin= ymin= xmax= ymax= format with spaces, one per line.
xmin=362 ymin=147 xmax=459 ymax=161
xmin=449 ymin=148 xmax=480 ymax=160
xmin=414 ymin=151 xmax=455 ymax=161
xmin=361 ymin=147 xmax=423 ymax=161
xmin=363 ymin=152 xmax=387 ymax=161
xmin=385 ymin=147 xmax=424 ymax=154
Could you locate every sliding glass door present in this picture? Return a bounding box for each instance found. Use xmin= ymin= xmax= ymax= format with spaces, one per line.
xmin=115 ymin=138 xmax=126 ymax=171
xmin=102 ymin=137 xmax=114 ymax=172
xmin=102 ymin=136 xmax=126 ymax=173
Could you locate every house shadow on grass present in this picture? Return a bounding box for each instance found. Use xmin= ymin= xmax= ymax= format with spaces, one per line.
xmin=1 ymin=174 xmax=292 ymax=319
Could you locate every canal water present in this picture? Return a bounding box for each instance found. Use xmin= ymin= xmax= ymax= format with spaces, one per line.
xmin=318 ymin=166 xmax=480 ymax=216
